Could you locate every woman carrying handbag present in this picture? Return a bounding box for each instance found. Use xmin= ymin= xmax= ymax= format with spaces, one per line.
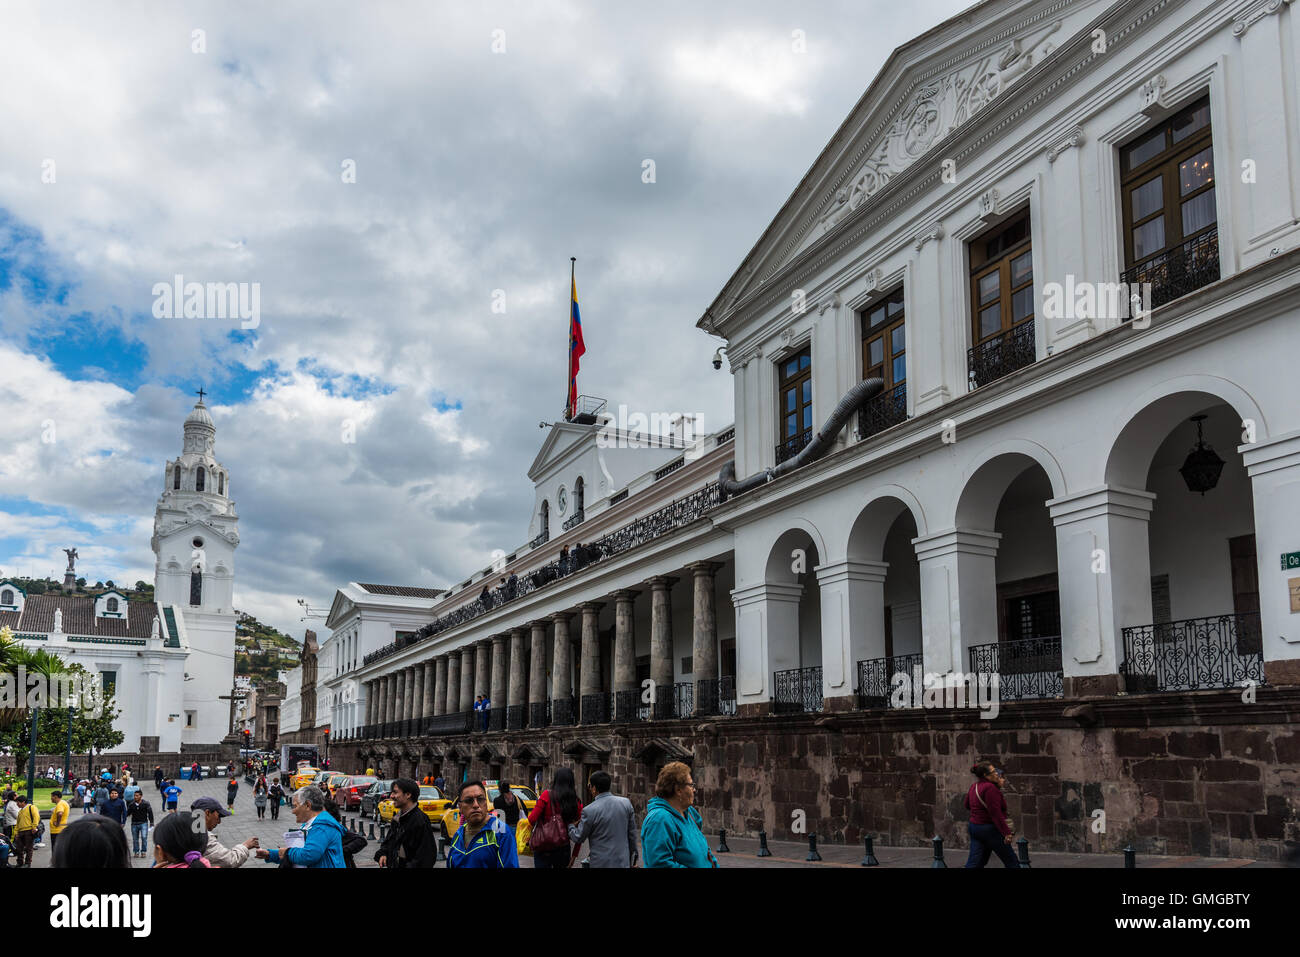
xmin=526 ymin=768 xmax=583 ymax=868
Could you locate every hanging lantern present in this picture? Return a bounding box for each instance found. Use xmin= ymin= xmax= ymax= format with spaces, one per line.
xmin=1179 ymin=414 xmax=1224 ymax=495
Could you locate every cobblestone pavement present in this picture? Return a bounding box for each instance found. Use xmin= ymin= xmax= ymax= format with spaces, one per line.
xmin=21 ymin=775 xmax=1280 ymax=868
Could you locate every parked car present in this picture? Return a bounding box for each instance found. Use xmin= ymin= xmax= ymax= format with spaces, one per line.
xmin=335 ymin=775 xmax=379 ymax=810
xmin=378 ymin=784 xmax=448 ymax=824
xmin=437 ymin=782 xmax=537 ymax=841
xmin=290 ymin=766 xmax=320 ymax=790
xmin=360 ymin=780 xmax=394 ymax=819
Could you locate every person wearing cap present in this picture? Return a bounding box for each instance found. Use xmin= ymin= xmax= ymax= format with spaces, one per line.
xmin=191 ymin=796 xmax=258 ymax=867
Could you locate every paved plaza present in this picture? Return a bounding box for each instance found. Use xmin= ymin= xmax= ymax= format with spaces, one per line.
xmin=20 ymin=772 xmax=1281 ymax=869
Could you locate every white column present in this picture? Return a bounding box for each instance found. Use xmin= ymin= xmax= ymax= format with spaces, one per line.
xmin=1048 ymin=486 xmax=1156 ymax=695
xmin=815 ymin=560 xmax=889 ymax=707
xmin=912 ymin=529 xmax=1001 ymax=675
xmin=1243 ymin=431 xmax=1300 ymax=684
xmin=731 ymin=582 xmax=803 ymax=713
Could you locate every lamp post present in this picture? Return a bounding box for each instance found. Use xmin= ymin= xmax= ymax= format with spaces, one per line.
xmin=63 ymin=705 xmax=74 ymax=793
xmin=25 ymin=707 xmax=39 ymax=802
xmin=322 ymin=728 xmax=330 ymax=770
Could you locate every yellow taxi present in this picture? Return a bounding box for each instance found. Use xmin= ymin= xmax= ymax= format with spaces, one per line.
xmin=290 ymin=766 xmax=319 ymax=789
xmin=378 ymin=784 xmax=449 ymax=824
xmin=437 ymin=781 xmax=537 ymax=841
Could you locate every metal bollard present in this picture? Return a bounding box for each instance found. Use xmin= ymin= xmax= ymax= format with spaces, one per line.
xmin=717 ymin=829 xmax=730 ymax=853
xmin=438 ymin=838 xmax=447 ymax=862
xmin=757 ymin=829 xmax=773 ymax=857
xmin=1124 ymin=845 xmax=1136 ymax=869
xmin=368 ymin=822 xmax=375 ymax=840
xmin=806 ymin=834 xmax=822 ymax=862
xmin=931 ymin=835 xmax=947 ymax=868
xmin=348 ymin=818 xmax=355 ymax=833
xmin=1016 ymin=836 xmax=1031 ymax=868
xmin=860 ymin=835 xmax=879 ymax=867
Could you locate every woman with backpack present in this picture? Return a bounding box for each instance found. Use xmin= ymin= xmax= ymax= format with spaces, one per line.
xmin=268 ymin=781 xmax=285 ymax=821
xmin=253 ymin=781 xmax=269 ymax=820
xmin=526 ymin=767 xmax=583 ymax=868
xmin=963 ymin=761 xmax=1019 ymax=868
xmin=226 ymin=777 xmax=239 ymax=812
xmin=494 ymin=780 xmax=522 ymax=830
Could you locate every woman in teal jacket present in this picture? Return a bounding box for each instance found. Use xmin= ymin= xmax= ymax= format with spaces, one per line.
xmin=256 ymin=786 xmax=346 ymax=868
xmin=640 ymin=762 xmax=717 ymax=868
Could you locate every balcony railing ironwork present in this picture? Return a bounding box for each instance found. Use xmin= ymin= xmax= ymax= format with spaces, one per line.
xmin=967 ymin=637 xmax=1063 ymax=701
xmin=855 ymin=653 xmax=923 ymax=709
xmin=424 ymin=711 xmax=474 ymax=735
xmin=551 ymin=696 xmax=577 ymax=727
xmin=506 ymin=704 xmax=525 ymax=731
xmin=484 ymin=707 xmax=506 ymax=732
xmin=775 ymin=429 xmax=813 ymax=465
xmin=613 ymin=689 xmax=650 ymax=722
xmin=580 ymin=693 xmax=611 ymax=725
xmin=1121 ymin=226 xmax=1220 ymax=311
xmin=1121 ymin=612 xmax=1263 ymax=693
xmin=773 ymin=666 xmax=823 ymax=714
xmin=561 ymin=508 xmax=585 ymax=531
xmin=362 ymin=482 xmax=721 ymax=668
xmin=715 ymin=427 xmax=736 ymax=445
xmin=857 ymin=383 xmax=908 ymax=440
xmin=528 ymin=701 xmax=550 ymax=729
xmin=694 ymin=676 xmax=736 ymax=716
xmin=968 ymin=318 xmax=1036 ymax=390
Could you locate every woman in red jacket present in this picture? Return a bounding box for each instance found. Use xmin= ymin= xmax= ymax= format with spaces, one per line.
xmin=527 ymin=768 xmax=583 ymax=869
xmin=964 ymin=761 xmax=1019 ymax=868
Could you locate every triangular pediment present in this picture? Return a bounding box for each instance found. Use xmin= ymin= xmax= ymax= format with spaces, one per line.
xmin=702 ymin=0 xmax=1112 ymax=329
xmin=527 ymin=421 xmax=594 ymax=482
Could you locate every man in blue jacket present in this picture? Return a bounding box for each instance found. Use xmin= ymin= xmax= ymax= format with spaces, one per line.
xmin=447 ymin=780 xmax=518 ymax=869
xmin=101 ymin=788 xmax=128 ymax=827
xmin=255 ymin=785 xmax=346 ymax=868
xmin=641 ymin=762 xmax=717 ymax=868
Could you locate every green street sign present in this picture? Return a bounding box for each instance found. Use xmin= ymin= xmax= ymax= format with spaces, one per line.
xmin=1283 ymin=552 xmax=1300 ymax=571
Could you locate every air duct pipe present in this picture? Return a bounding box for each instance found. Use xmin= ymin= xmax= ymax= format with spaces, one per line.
xmin=718 ymin=377 xmax=885 ymax=502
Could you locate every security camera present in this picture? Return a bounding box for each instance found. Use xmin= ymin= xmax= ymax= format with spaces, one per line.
xmin=711 ymin=347 xmax=726 ymax=371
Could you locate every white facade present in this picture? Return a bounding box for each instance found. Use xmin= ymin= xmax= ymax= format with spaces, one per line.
xmin=279 ymin=666 xmax=302 ymax=734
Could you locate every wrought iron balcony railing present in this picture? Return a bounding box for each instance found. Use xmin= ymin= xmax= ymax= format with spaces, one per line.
xmin=968 ymin=318 xmax=1036 ymax=390
xmin=1121 ymin=612 xmax=1263 ymax=693
xmin=857 ymin=383 xmax=908 ymax=440
xmin=968 ymin=637 xmax=1063 ymax=700
xmin=580 ymin=693 xmax=610 ymax=725
xmin=423 ymin=711 xmax=474 ymax=735
xmin=694 ymin=676 xmax=736 ymax=716
xmin=1121 ymin=226 xmax=1220 ymax=311
xmin=613 ymin=689 xmax=650 ymax=722
xmin=855 ymin=653 xmax=923 ymax=709
xmin=506 ymin=704 xmax=525 ymax=731
xmin=775 ymin=430 xmax=813 ymax=465
xmin=551 ymin=696 xmax=577 ymax=727
xmin=773 ymin=666 xmax=823 ymax=714
xmin=528 ymin=700 xmax=550 ymax=729
xmin=561 ymin=508 xmax=585 ymax=531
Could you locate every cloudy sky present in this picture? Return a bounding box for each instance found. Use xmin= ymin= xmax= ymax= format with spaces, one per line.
xmin=0 ymin=0 xmax=973 ymax=638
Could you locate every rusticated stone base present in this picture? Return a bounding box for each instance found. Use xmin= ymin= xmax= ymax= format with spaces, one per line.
xmin=735 ymin=703 xmax=768 ymax=719
xmin=335 ymin=688 xmax=1300 ymax=860
xmin=1064 ymin=673 xmax=1122 ymax=698
xmin=1266 ymin=658 xmax=1300 ymax=687
xmin=822 ymin=694 xmax=858 ymax=713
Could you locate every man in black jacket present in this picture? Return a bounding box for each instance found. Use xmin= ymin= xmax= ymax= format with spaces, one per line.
xmin=126 ymin=791 xmax=155 ymax=859
xmin=375 ymin=778 xmax=435 ymax=868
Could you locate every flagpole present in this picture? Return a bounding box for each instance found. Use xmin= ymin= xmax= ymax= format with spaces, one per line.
xmin=566 ymin=256 xmax=576 ymax=421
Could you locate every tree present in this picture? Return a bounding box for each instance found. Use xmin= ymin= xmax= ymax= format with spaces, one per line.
xmin=76 ymin=578 xmax=86 ymax=588
xmin=105 ymin=580 xmax=115 ymax=589
xmin=0 ymin=664 xmax=124 ymax=768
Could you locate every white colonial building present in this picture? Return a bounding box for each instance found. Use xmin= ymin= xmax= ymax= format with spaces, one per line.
xmin=338 ymin=0 xmax=1299 ymax=770
xmin=1 ymin=395 xmax=239 ymax=751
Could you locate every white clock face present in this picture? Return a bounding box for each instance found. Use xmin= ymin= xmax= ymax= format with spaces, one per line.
xmin=557 ymin=486 xmax=568 ymax=514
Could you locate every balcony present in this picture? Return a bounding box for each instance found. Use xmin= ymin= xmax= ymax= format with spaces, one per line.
xmin=694 ymin=676 xmax=736 ymax=716
xmin=580 ymin=693 xmax=610 ymax=725
xmin=857 ymin=383 xmax=908 ymax=440
xmin=967 ymin=637 xmax=1063 ymax=701
xmin=968 ymin=318 xmax=1036 ymax=390
xmin=775 ymin=429 xmax=812 ymax=465
xmin=1121 ymin=612 xmax=1263 ymax=693
xmin=1121 ymin=226 xmax=1220 ymax=311
xmin=855 ymin=653 xmax=923 ymax=709
xmin=561 ymin=508 xmax=585 ymax=531
xmin=773 ymin=666 xmax=823 ymax=714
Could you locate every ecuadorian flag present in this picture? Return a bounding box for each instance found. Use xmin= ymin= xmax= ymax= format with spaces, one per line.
xmin=566 ymin=274 xmax=586 ymax=419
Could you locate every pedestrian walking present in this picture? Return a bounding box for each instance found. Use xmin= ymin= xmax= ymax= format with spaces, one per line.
xmin=226 ymin=776 xmax=239 ymax=811
xmin=51 ymin=815 xmax=131 ymax=868
xmin=567 ymin=770 xmax=638 ymax=867
xmin=127 ymin=791 xmax=155 ymax=858
xmin=191 ymin=796 xmax=257 ymax=867
xmin=155 ymin=765 xmax=165 ymax=791
xmin=152 ymin=810 xmax=211 ymax=868
xmin=76 ymin=780 xmax=91 ymax=814
xmin=374 ymin=778 xmax=435 ymax=868
xmin=13 ymin=796 xmax=40 ymax=867
xmin=93 ymin=780 xmax=109 ymax=814
xmin=641 ymin=761 xmax=716 ymax=868
xmin=433 ymin=772 xmax=445 ymax=792
xmin=254 ymin=781 xmax=269 ymax=820
xmin=254 ymin=785 xmax=346 ymax=868
xmin=49 ymin=789 xmax=71 ymax=854
xmin=447 ymin=780 xmax=518 ymax=869
xmin=322 ymin=797 xmax=368 ymax=868
xmin=493 ymin=779 xmax=522 ymax=829
xmin=526 ymin=767 xmax=583 ymax=868
xmin=102 ymin=788 xmax=127 ymax=827
xmin=123 ymin=779 xmax=140 ymax=802
xmin=964 ymin=761 xmax=1020 ymax=868
xmin=162 ymin=780 xmax=182 ymax=812
xmin=4 ymin=790 xmax=19 ymax=843
xmin=268 ymin=781 xmax=285 ymax=820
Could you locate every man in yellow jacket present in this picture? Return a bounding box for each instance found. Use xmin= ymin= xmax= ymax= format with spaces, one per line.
xmin=49 ymin=789 xmax=70 ymax=853
xmin=14 ymin=795 xmax=40 ymax=868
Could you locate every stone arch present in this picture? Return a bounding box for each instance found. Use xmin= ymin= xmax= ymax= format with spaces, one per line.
xmin=845 ymin=485 xmax=929 ymax=561
xmin=1106 ymin=377 xmax=1264 ymax=489
xmin=763 ymin=520 xmax=827 ymax=584
xmin=955 ymin=439 xmax=1067 ymax=529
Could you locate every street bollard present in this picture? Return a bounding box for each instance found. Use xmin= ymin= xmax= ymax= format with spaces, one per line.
xmin=931 ymin=835 xmax=947 ymax=868
xmin=1124 ymin=845 xmax=1136 ymax=869
xmin=368 ymin=822 xmax=375 ymax=840
xmin=717 ymin=829 xmax=730 ymax=853
xmin=438 ymin=838 xmax=446 ymax=862
xmin=757 ymin=829 xmax=773 ymax=857
xmin=861 ymin=835 xmax=879 ymax=867
xmin=1016 ymin=837 xmax=1031 ymax=868
xmin=806 ymin=834 xmax=822 ymax=862
xmin=348 ymin=818 xmax=355 ymax=833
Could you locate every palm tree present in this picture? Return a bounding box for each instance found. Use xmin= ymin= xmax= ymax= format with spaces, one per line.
xmin=0 ymin=627 xmax=69 ymax=731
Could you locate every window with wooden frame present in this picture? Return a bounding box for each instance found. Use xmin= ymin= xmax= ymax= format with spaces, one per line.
xmin=861 ymin=287 xmax=906 ymax=390
xmin=776 ymin=347 xmax=812 ymax=462
xmin=969 ymin=211 xmax=1034 ymax=348
xmin=1120 ymin=96 xmax=1216 ymax=292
